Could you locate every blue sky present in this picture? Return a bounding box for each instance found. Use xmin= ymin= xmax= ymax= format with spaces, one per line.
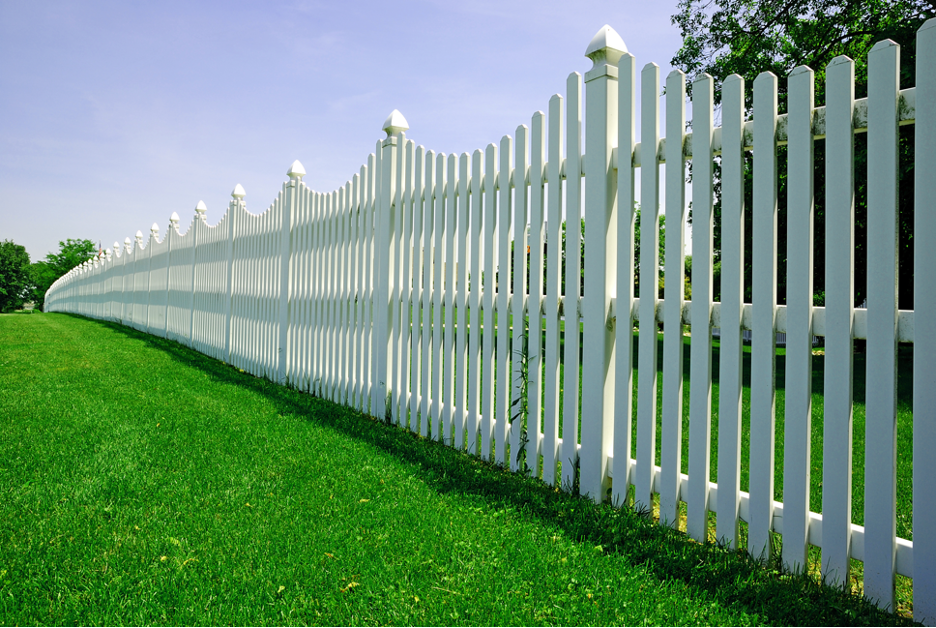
xmin=1 ymin=0 xmax=688 ymax=261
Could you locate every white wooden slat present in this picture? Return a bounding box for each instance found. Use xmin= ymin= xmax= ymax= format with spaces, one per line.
xmin=914 ymin=18 xmax=936 ymax=626
xmin=348 ymin=176 xmax=359 ymax=401
xmin=400 ymin=140 xmax=415 ymax=429
xmin=392 ymin=140 xmax=413 ymax=425
xmin=496 ymin=136 xmax=513 ymax=465
xmin=635 ymin=62 xmax=661 ymax=512
xmin=749 ymin=71 xmax=779 ymax=560
xmin=410 ymin=145 xmax=426 ymax=433
xmin=345 ymin=180 xmax=356 ymax=403
xmin=716 ymin=74 xmax=746 ymax=549
xmin=511 ymin=125 xmax=529 ymax=473
xmin=366 ymin=148 xmax=380 ymax=413
xmin=468 ymin=148 xmax=484 ymax=454
xmin=444 ymin=153 xmax=458 ymax=444
xmin=561 ymin=73 xmax=582 ymax=492
xmin=421 ymin=151 xmax=437 ymax=437
xmin=481 ymin=143 xmax=498 ymax=461
xmin=687 ymin=73 xmax=714 ymax=542
xmin=360 ymin=164 xmax=370 ymax=409
xmin=782 ymin=64 xmax=816 ymax=573
xmin=529 ymin=111 xmax=546 ymax=476
xmin=455 ymin=152 xmax=470 ymax=449
xmin=312 ymin=191 xmax=324 ymax=397
xmin=864 ymin=38 xmax=900 ymax=611
xmin=822 ymin=54 xmax=855 ymax=588
xmin=432 ymin=152 xmax=446 ymax=440
xmin=544 ymin=94 xmax=564 ymax=486
xmin=660 ymin=69 xmax=687 ymax=527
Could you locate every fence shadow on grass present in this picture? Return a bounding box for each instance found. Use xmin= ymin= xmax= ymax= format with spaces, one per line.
xmin=86 ymin=314 xmax=912 ymax=626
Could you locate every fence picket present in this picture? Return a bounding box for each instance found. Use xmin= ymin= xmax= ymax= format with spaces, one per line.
xmin=544 ymin=94 xmax=564 ymax=486
xmin=511 ymin=125 xmax=529 ymax=473
xmin=660 ymin=68 xmax=687 ymax=527
xmin=456 ymin=152 xmax=470 ymax=449
xmin=636 ymin=61 xmax=661 ymax=512
xmin=529 ymin=112 xmax=546 ymax=475
xmin=865 ymin=39 xmax=900 ymax=610
xmin=716 ymin=74 xmax=745 ymax=549
xmin=496 ymin=135 xmax=513 ymax=466
xmin=468 ymin=148 xmax=484 ymax=454
xmin=915 ymin=18 xmax=936 ymax=626
xmin=822 ymin=54 xmax=856 ymax=588
xmin=613 ymin=53 xmax=636 ymax=506
xmin=783 ymin=64 xmax=816 ymax=573
xmin=749 ymin=71 xmax=779 ymax=560
xmin=561 ymin=73 xmax=582 ymax=492
xmin=687 ymin=73 xmax=714 ymax=543
xmin=481 ymin=143 xmax=498 ymax=460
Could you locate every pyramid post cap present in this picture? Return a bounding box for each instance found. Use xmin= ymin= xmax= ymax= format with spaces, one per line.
xmin=124 ymin=236 xmax=132 ymax=244
xmin=135 ymin=230 xmax=144 ymax=240
xmin=195 ymin=200 xmax=207 ymax=213
xmin=382 ymin=109 xmax=409 ymax=137
xmin=287 ymin=160 xmax=306 ymax=180
xmin=151 ymin=222 xmax=160 ymax=234
xmin=232 ymin=184 xmax=246 ymax=199
xmin=169 ymin=211 xmax=180 ymax=223
xmin=113 ymin=241 xmax=120 ymax=250
xmin=585 ymin=25 xmax=627 ymax=68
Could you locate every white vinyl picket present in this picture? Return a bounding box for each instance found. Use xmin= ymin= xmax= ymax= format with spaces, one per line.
xmin=783 ymin=64 xmax=816 ymax=574
xmin=716 ymin=74 xmax=745 ymax=549
xmin=543 ymin=93 xmax=563 ymax=486
xmin=660 ymin=68 xmax=687 ymax=527
xmin=865 ymin=39 xmax=900 ymax=610
xmin=749 ymin=71 xmax=779 ymax=560
xmin=45 ymin=23 xmax=934 ymax=623
xmin=687 ymin=73 xmax=714 ymax=543
xmin=915 ymin=19 xmax=936 ymax=626
xmin=636 ymin=61 xmax=661 ymax=512
xmin=561 ymin=73 xmax=582 ymax=492
xmin=612 ymin=53 xmax=636 ymax=507
xmin=823 ymin=54 xmax=856 ymax=588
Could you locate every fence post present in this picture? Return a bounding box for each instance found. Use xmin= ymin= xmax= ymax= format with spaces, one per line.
xmin=190 ymin=201 xmax=207 ymax=348
xmin=373 ymin=110 xmax=408 ymax=419
xmin=279 ymin=160 xmax=305 ymax=385
xmin=225 ymin=184 xmax=245 ymax=364
xmin=580 ymin=25 xmax=624 ymax=502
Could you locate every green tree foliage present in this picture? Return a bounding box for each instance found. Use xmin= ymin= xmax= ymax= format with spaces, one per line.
xmin=0 ymin=240 xmax=32 ymax=312
xmin=670 ymin=0 xmax=933 ymax=308
xmin=30 ymin=239 xmax=96 ymax=311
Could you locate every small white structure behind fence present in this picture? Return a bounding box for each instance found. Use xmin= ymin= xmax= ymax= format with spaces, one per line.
xmin=46 ymin=22 xmax=936 ymax=623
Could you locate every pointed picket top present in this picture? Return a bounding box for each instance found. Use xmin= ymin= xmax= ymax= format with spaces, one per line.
xmin=232 ymin=183 xmax=246 ymax=199
xmin=585 ymin=24 xmax=626 ymax=69
xmin=151 ymin=222 xmax=160 ymax=235
xmin=195 ymin=200 xmax=207 ymax=215
xmin=169 ymin=211 xmax=180 ymax=225
xmin=135 ymin=230 xmax=144 ymax=242
xmin=124 ymin=236 xmax=132 ymax=248
xmin=382 ymin=109 xmax=409 ymax=137
xmin=287 ymin=160 xmax=306 ymax=180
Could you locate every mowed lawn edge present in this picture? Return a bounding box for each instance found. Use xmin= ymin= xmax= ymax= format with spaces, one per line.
xmin=0 ymin=313 xmax=911 ymax=626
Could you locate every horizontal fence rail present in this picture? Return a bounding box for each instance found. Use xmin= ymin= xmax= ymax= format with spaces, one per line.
xmin=46 ymin=21 xmax=936 ymax=624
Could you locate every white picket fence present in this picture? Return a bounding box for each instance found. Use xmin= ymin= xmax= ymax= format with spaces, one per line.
xmin=45 ymin=22 xmax=936 ymax=623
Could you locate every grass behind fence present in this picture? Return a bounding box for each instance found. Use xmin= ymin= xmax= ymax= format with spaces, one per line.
xmin=0 ymin=312 xmax=913 ymax=625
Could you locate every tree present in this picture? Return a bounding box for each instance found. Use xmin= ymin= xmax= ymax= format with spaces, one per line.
xmin=0 ymin=240 xmax=32 ymax=312
xmin=671 ymin=0 xmax=933 ymax=309
xmin=30 ymin=239 xmax=96 ymax=311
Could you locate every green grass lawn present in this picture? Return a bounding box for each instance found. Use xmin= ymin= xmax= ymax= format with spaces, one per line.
xmin=0 ymin=312 xmax=912 ymax=625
